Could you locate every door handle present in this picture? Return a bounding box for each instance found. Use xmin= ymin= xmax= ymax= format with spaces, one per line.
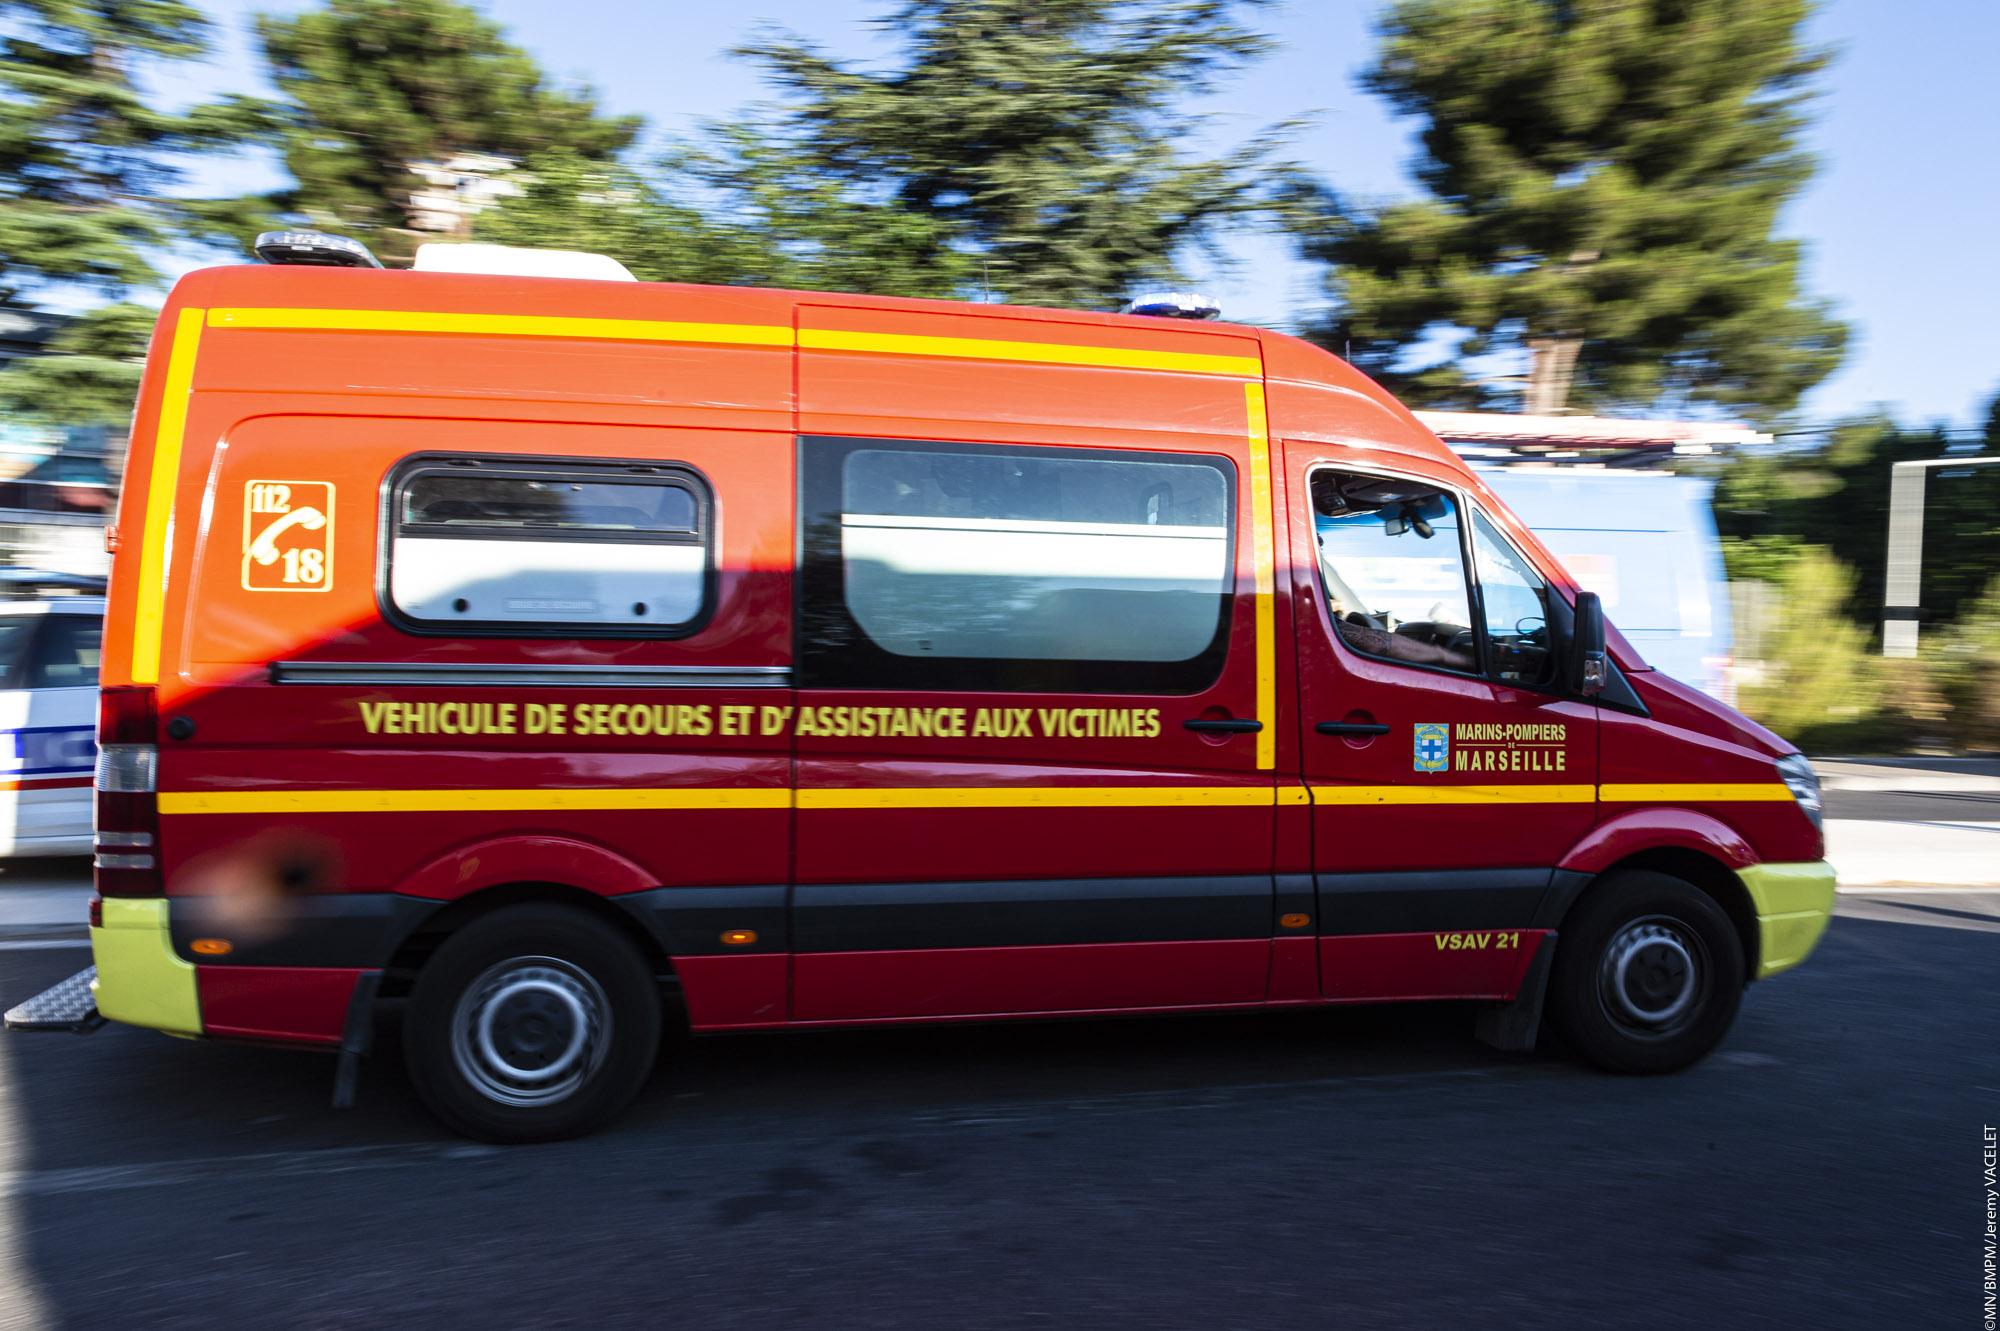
xmin=1184 ymin=718 xmax=1264 ymax=734
xmin=1316 ymin=721 xmax=1392 ymax=737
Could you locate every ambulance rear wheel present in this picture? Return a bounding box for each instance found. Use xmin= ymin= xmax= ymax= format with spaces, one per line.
xmin=404 ymin=904 xmax=661 ymax=1142
xmin=1550 ymin=870 xmax=1744 ymax=1074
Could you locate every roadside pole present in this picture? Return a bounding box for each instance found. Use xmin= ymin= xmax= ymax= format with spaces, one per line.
xmin=1882 ymin=456 xmax=2000 ymax=657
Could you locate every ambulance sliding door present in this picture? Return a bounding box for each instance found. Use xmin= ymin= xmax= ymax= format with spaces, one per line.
xmin=789 ymin=304 xmax=1285 ymax=1021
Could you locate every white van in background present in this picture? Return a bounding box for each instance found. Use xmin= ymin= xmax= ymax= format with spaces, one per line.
xmin=1474 ymin=469 xmax=1735 ymax=704
xmin=0 ymin=585 xmax=102 ymax=857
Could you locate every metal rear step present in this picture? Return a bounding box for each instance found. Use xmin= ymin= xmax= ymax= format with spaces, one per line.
xmin=4 ymin=967 xmax=104 ymax=1033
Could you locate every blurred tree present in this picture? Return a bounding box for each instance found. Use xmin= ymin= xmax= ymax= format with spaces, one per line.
xmin=1303 ymin=0 xmax=1847 ymax=419
xmin=254 ymin=0 xmax=642 ymax=263
xmin=472 ymin=151 xmax=759 ymax=286
xmin=0 ymin=302 xmax=154 ymax=424
xmin=475 ymin=138 xmax=974 ymax=297
xmin=1715 ymin=405 xmax=2000 ymax=626
xmin=1733 ymin=545 xmax=1899 ymax=750
xmin=0 ymin=0 xmax=264 ymax=298
xmin=1929 ymin=575 xmax=2000 ymax=750
xmin=722 ymin=0 xmax=1295 ymax=308
xmin=0 ymin=0 xmax=264 ymax=421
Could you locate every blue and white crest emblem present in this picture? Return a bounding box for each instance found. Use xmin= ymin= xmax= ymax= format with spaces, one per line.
xmin=1413 ymin=723 xmax=1450 ymax=773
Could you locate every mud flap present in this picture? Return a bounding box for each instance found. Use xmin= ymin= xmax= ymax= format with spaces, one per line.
xmin=331 ymin=970 xmax=382 ymax=1110
xmin=1475 ymin=932 xmax=1555 ymax=1053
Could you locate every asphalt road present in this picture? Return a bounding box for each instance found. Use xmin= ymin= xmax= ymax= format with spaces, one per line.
xmin=1823 ymin=785 xmax=2000 ymax=822
xmin=1 ymin=889 xmax=1993 ymax=1330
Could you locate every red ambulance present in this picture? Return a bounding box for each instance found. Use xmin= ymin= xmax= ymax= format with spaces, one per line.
xmin=7 ymin=237 xmax=1835 ymax=1141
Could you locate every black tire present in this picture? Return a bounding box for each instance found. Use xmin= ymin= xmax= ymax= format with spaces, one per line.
xmin=404 ymin=904 xmax=662 ymax=1142
xmin=1549 ymin=870 xmax=1745 ymax=1074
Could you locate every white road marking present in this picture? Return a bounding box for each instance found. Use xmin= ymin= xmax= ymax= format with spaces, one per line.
xmin=1836 ymin=885 xmax=2000 ymax=895
xmin=1821 ymin=771 xmax=2000 ymax=793
xmin=0 ymin=938 xmax=89 ymax=951
xmin=1825 ymin=818 xmax=2000 ymax=889
xmin=1714 ymin=1050 xmax=1782 ymax=1067
xmin=2 ymin=1145 xmax=463 ymax=1197
xmin=0 ymin=883 xmax=94 ymax=930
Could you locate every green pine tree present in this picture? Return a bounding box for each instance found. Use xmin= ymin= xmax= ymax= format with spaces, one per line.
xmin=472 ymin=150 xmax=763 ymax=288
xmin=1304 ymin=0 xmax=1847 ymax=419
xmin=254 ymin=0 xmax=642 ymax=263
xmin=730 ymin=0 xmax=1295 ymax=308
xmin=0 ymin=301 xmax=154 ymax=424
xmin=475 ymin=135 xmax=974 ymax=298
xmin=0 ymin=0 xmax=265 ymax=422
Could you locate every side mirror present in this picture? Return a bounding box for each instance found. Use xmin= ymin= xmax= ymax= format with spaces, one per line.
xmin=1570 ymin=591 xmax=1609 ymax=697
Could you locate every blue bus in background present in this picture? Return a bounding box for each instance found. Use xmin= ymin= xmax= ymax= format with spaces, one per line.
xmin=1474 ymin=469 xmax=1734 ymax=704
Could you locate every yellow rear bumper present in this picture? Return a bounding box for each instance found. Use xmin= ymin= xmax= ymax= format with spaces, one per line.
xmin=90 ymin=897 xmax=202 ymax=1035
xmin=1740 ymin=860 xmax=1837 ymax=979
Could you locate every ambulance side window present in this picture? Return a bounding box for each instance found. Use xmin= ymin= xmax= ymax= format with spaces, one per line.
xmin=800 ymin=437 xmax=1236 ymax=693
xmin=1470 ymin=509 xmax=1559 ymax=688
xmin=382 ymin=456 xmax=711 ymax=637
xmin=1311 ymin=467 xmax=1480 ymax=676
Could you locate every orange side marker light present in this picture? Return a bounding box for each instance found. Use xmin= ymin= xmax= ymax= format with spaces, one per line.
xmin=1279 ymin=913 xmax=1311 ymax=930
xmin=191 ymin=938 xmax=233 ymax=956
xmin=720 ymin=929 xmax=759 ymax=947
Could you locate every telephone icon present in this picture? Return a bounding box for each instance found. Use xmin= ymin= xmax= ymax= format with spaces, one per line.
xmin=248 ymin=506 xmax=327 ymax=566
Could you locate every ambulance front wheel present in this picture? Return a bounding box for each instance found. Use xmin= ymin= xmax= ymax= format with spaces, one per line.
xmin=404 ymin=904 xmax=662 ymax=1142
xmin=1549 ymin=870 xmax=1745 ymax=1074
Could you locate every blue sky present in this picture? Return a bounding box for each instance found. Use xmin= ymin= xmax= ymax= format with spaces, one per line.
xmin=150 ymin=0 xmax=2000 ymax=429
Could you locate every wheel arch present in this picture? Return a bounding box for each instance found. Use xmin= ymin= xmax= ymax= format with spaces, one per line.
xmin=1554 ymin=847 xmax=1759 ymax=981
xmin=381 ymin=882 xmax=677 ymax=1002
xmin=397 ymin=833 xmax=656 ymax=901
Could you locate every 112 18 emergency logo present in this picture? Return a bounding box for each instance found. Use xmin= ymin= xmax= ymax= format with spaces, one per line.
xmin=242 ymin=480 xmax=334 ymax=592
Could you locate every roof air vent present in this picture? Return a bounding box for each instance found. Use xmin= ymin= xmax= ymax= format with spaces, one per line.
xmin=412 ymin=243 xmax=636 ymax=282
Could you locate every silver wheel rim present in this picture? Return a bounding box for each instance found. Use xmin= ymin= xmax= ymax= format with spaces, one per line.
xmin=1597 ymin=915 xmax=1706 ymax=1036
xmin=449 ymin=956 xmax=611 ymax=1108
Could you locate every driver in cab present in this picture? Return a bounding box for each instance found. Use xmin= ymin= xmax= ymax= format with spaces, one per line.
xmin=1312 ymin=471 xmax=1478 ymax=673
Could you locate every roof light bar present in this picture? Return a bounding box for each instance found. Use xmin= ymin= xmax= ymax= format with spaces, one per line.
xmin=254 ymin=230 xmax=384 ymax=269
xmin=1122 ymin=292 xmax=1222 ymax=321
